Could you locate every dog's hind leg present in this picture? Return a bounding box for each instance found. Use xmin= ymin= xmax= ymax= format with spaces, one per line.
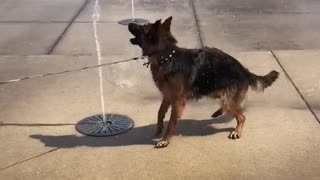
xmin=228 ymin=109 xmax=246 ymax=139
xmin=156 ymin=98 xmax=170 ymax=137
xmin=155 ymin=99 xmax=185 ymax=148
xmin=210 ymin=92 xmax=224 ymax=118
xmin=225 ymin=85 xmax=248 ymax=139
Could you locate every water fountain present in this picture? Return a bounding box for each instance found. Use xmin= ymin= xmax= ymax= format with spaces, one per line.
xmin=75 ymin=0 xmax=134 ymax=136
xmin=118 ymin=0 xmax=149 ymax=25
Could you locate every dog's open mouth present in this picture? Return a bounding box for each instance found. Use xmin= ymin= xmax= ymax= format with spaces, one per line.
xmin=128 ymin=23 xmax=142 ymax=46
xmin=130 ymin=37 xmax=139 ymax=45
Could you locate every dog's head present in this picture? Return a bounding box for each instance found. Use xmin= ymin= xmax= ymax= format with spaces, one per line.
xmin=128 ymin=16 xmax=177 ymax=56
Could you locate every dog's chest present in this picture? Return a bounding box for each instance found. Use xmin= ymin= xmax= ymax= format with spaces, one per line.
xmin=148 ymin=50 xmax=196 ymax=91
xmin=150 ymin=63 xmax=167 ymax=90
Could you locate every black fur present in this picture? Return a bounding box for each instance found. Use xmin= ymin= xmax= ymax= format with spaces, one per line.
xmin=128 ymin=17 xmax=279 ymax=148
xmin=153 ymin=46 xmax=255 ymax=98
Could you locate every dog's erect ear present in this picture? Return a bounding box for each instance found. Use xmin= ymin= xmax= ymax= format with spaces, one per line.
xmin=144 ymin=19 xmax=161 ymax=34
xmin=154 ymin=19 xmax=161 ymax=30
xmin=162 ymin=16 xmax=172 ymax=31
xmin=155 ymin=19 xmax=161 ymax=26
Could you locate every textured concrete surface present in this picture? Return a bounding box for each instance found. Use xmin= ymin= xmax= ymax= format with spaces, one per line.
xmin=0 ymin=0 xmax=87 ymax=55
xmin=0 ymin=23 xmax=68 ymax=55
xmin=194 ymin=0 xmax=320 ymax=51
xmin=0 ymin=55 xmax=97 ymax=81
xmin=1 ymin=53 xmax=319 ymax=179
xmin=0 ymin=0 xmax=320 ymax=55
xmin=54 ymin=0 xmax=200 ymax=56
xmin=76 ymin=0 xmax=193 ymax=22
xmin=0 ymin=0 xmax=86 ymax=22
xmin=52 ymin=23 xmax=143 ymax=56
xmin=274 ymin=50 xmax=320 ymax=119
xmin=52 ymin=21 xmax=200 ymax=56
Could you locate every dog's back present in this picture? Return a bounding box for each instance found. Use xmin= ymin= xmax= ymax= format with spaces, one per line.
xmin=151 ymin=46 xmax=272 ymax=99
xmin=190 ymin=47 xmax=251 ymax=97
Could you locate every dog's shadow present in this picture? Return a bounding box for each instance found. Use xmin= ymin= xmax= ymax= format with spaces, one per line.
xmin=30 ymin=115 xmax=234 ymax=148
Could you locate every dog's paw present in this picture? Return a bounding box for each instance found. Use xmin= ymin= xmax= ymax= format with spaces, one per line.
xmin=228 ymin=131 xmax=240 ymax=139
xmin=154 ymin=139 xmax=169 ymax=148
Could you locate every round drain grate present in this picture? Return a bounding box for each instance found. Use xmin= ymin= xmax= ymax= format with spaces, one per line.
xmin=118 ymin=18 xmax=149 ymax=25
xmin=76 ymin=114 xmax=134 ymax=137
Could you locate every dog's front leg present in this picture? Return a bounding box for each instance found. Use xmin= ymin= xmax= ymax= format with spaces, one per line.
xmin=156 ymin=98 xmax=170 ymax=137
xmin=155 ymin=99 xmax=185 ymax=148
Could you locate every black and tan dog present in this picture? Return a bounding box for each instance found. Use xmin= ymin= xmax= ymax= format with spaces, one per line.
xmin=128 ymin=17 xmax=279 ymax=148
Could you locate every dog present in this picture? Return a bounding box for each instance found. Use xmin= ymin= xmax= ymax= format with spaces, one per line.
xmin=128 ymin=17 xmax=279 ymax=148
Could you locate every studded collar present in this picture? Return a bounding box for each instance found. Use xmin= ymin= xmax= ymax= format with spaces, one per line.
xmin=159 ymin=49 xmax=176 ymax=65
xmin=143 ymin=48 xmax=177 ymax=67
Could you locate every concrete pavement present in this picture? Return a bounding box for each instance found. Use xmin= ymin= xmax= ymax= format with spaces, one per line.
xmin=0 ymin=0 xmax=319 ymax=179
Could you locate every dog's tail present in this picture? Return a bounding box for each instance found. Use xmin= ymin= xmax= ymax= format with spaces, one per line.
xmin=249 ymin=70 xmax=279 ymax=92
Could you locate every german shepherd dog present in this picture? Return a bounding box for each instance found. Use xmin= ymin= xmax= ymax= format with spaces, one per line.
xmin=128 ymin=17 xmax=279 ymax=148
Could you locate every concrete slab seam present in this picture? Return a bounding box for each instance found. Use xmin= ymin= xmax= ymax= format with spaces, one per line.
xmin=0 ymin=21 xmax=117 ymax=24
xmin=0 ymin=57 xmax=140 ymax=85
xmin=0 ymin=122 xmax=75 ymax=127
xmin=47 ymin=0 xmax=90 ymax=54
xmin=0 ymin=148 xmax=59 ymax=171
xmin=269 ymin=50 xmax=320 ymax=124
xmin=190 ymin=0 xmax=204 ymax=48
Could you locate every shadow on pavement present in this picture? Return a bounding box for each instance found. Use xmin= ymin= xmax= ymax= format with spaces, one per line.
xmin=30 ymin=115 xmax=234 ymax=148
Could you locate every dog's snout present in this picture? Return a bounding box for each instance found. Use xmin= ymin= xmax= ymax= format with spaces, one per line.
xmin=128 ymin=23 xmax=134 ymax=32
xmin=128 ymin=23 xmax=137 ymax=34
xmin=130 ymin=38 xmax=137 ymax=45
